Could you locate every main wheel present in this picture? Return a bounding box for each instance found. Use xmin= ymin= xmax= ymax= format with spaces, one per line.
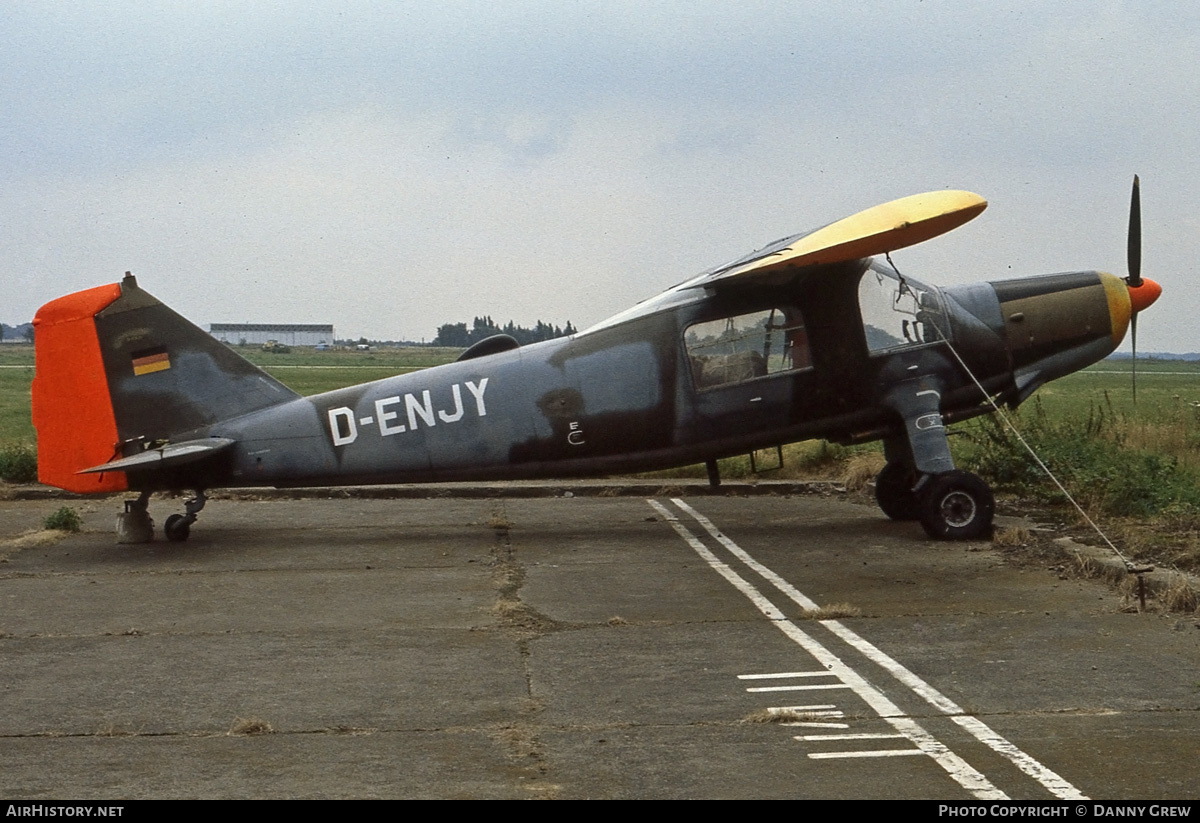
xmin=875 ymin=460 xmax=920 ymax=521
xmin=918 ymin=470 xmax=994 ymax=540
xmin=164 ymin=514 xmax=191 ymax=542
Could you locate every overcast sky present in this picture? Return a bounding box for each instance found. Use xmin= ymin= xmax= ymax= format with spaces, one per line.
xmin=4 ymin=1 xmax=1197 ymax=350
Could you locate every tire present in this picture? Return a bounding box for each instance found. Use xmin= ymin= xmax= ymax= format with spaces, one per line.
xmin=164 ymin=514 xmax=191 ymax=542
xmin=875 ymin=460 xmax=920 ymax=521
xmin=918 ymin=470 xmax=994 ymax=541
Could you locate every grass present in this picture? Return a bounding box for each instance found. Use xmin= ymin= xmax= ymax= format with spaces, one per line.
xmin=234 ymin=345 xmax=463 ymax=369
xmin=951 ymin=380 xmax=1200 ymax=572
xmin=0 ymin=443 xmax=37 ymax=483
xmin=796 ymin=603 xmax=862 ymax=620
xmin=956 ymin=397 xmax=1200 ymax=517
xmin=228 ymin=717 xmax=274 ymax=736
xmin=993 ymin=526 xmax=1032 ymax=546
xmin=642 ymin=439 xmax=883 ymax=483
xmin=0 ymin=343 xmax=462 ymax=452
xmin=743 ymin=707 xmax=850 ymax=724
xmin=43 ymin=507 xmax=81 ymax=532
xmin=0 ymin=346 xmax=36 ymax=445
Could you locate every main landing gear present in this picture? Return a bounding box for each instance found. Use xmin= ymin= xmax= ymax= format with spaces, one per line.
xmin=875 ymin=461 xmax=994 ymax=541
xmin=114 ymin=490 xmax=208 ymax=544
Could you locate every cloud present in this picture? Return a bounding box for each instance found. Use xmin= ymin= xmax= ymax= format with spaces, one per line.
xmin=3 ymin=2 xmax=1198 ymax=350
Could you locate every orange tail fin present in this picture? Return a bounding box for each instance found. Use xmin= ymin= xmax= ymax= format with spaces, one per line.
xmin=32 ymin=283 xmax=127 ymax=493
xmin=33 ymin=274 xmax=299 ymax=493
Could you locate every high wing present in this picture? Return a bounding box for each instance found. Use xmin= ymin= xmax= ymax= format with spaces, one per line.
xmin=694 ymin=190 xmax=987 ymax=288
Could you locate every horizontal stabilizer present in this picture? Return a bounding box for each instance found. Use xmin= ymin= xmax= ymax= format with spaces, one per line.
xmin=702 ymin=190 xmax=986 ymax=286
xmin=78 ymin=438 xmax=236 ymax=475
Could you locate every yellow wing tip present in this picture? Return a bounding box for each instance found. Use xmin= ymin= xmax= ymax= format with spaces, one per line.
xmin=882 ymin=189 xmax=988 ymax=217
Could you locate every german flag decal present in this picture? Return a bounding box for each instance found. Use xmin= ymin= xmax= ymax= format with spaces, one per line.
xmin=131 ymin=346 xmax=170 ymax=376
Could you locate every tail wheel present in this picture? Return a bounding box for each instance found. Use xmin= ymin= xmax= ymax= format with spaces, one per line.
xmin=875 ymin=460 xmax=920 ymax=521
xmin=919 ymin=470 xmax=994 ymax=541
xmin=164 ymin=514 xmax=191 ymax=542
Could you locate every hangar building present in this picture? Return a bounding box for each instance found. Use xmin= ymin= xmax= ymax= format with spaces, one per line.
xmin=209 ymin=323 xmax=334 ymax=346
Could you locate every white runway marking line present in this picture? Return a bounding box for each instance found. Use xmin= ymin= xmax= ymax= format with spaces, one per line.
xmin=664 ymin=498 xmax=1087 ymax=802
xmin=647 ymin=499 xmax=1006 ymax=800
xmin=799 ymin=733 xmax=906 ymax=741
xmin=809 ymin=749 xmax=925 ymax=760
xmin=745 ymin=684 xmax=850 ymax=692
xmin=792 ymin=722 xmax=850 ymax=729
xmin=738 ymin=671 xmax=835 ymax=679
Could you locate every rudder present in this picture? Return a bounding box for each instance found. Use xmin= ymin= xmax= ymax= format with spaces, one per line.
xmin=32 ymin=282 xmax=127 ymax=492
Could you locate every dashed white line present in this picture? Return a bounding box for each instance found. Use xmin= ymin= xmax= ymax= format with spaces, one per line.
xmin=666 ymin=498 xmax=1087 ymax=802
xmin=647 ymin=499 xmax=1007 ymax=800
xmin=809 ymin=750 xmax=924 ymax=760
xmin=738 ymin=671 xmax=836 ymax=679
xmin=746 ymin=684 xmax=850 ymax=692
xmin=792 ymin=722 xmax=850 ymax=729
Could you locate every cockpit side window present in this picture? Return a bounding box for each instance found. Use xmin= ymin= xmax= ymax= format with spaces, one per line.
xmin=685 ymin=308 xmax=810 ymax=390
xmin=858 ymin=263 xmax=947 ymax=354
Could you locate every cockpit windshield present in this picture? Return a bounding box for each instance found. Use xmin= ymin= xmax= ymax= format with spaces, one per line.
xmin=858 ymin=261 xmax=947 ymax=354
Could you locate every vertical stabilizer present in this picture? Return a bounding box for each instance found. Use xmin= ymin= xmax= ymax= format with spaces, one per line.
xmin=33 ymin=274 xmax=300 ymax=493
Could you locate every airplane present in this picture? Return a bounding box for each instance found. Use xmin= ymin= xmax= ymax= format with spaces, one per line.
xmin=30 ymin=183 xmax=1161 ymax=544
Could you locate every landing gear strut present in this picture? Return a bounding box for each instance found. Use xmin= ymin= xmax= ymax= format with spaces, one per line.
xmin=879 ymin=385 xmax=995 ymax=540
xmin=164 ymin=491 xmax=207 ymax=542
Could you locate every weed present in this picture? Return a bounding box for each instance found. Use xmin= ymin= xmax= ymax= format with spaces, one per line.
xmin=959 ymin=400 xmax=1200 ymax=519
xmin=1159 ymin=503 xmax=1200 ymax=533
xmin=640 ymin=440 xmax=882 ymax=483
xmin=743 ymin=708 xmax=841 ymax=724
xmin=485 ymin=502 xmax=512 ymax=532
xmin=43 ymin=507 xmax=81 ymax=532
xmin=993 ymin=526 xmax=1031 ymax=546
xmin=0 ymin=443 xmax=36 ymax=484
xmin=1163 ymin=575 xmax=1199 ymax=614
xmin=843 ymin=452 xmax=886 ymax=492
xmin=797 ymin=603 xmax=861 ymax=619
xmin=95 ymin=724 xmax=136 ymax=738
xmin=228 ymin=717 xmax=274 ymax=736
xmin=1074 ymin=553 xmax=1099 ymax=578
xmin=1169 ymin=541 xmax=1200 ymax=572
xmin=486 ymin=513 xmax=512 ymax=532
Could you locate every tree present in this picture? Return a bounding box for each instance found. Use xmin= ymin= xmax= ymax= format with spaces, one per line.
xmin=432 ymin=317 xmax=576 ymax=347
xmin=434 ymin=322 xmax=469 ymax=347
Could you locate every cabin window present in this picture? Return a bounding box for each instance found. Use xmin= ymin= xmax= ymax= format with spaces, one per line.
xmin=858 ymin=264 xmax=946 ymax=354
xmin=685 ymin=308 xmax=810 ymax=390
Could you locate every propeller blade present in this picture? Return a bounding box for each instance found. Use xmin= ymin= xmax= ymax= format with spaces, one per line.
xmin=1127 ymin=175 xmax=1142 ymax=287
xmin=1131 ymin=312 xmax=1138 ymax=405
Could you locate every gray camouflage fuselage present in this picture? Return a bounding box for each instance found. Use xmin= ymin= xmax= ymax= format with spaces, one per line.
xmin=111 ymin=260 xmax=1122 ymax=493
